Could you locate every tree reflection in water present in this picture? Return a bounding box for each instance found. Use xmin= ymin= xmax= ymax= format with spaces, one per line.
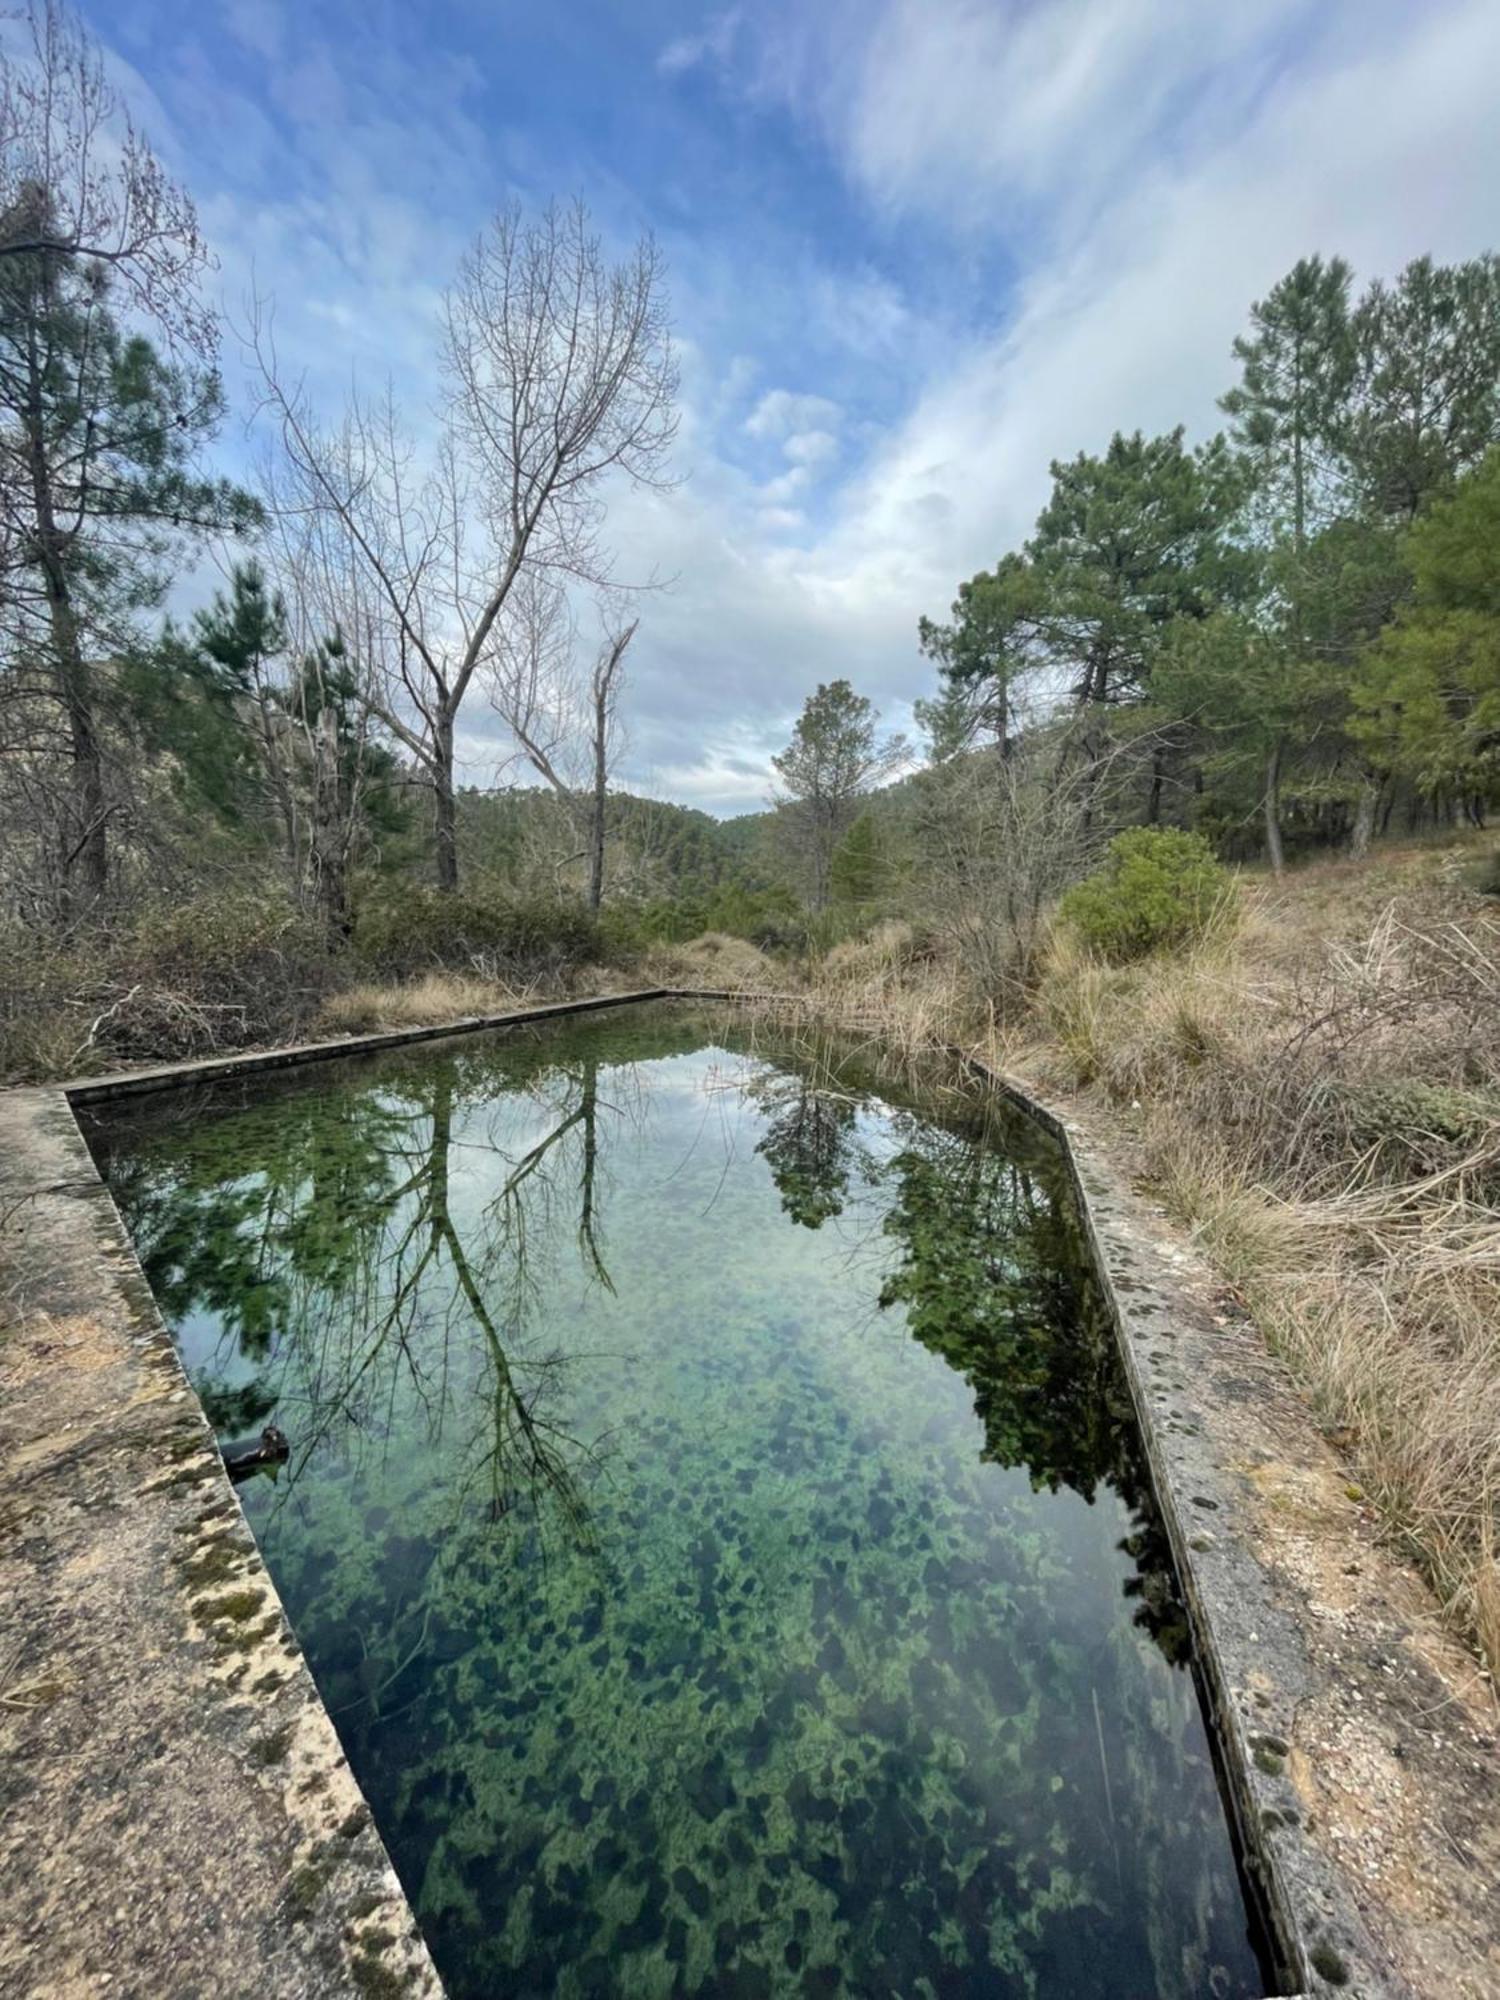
xmin=744 ymin=1032 xmax=1194 ymax=1668
xmin=94 ymin=1039 xmax=641 ymax=1554
xmin=84 ymin=1012 xmax=1268 ymax=2000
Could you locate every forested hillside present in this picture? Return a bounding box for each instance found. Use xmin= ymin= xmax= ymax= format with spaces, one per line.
xmin=2 ymin=0 xmax=1499 ymax=1086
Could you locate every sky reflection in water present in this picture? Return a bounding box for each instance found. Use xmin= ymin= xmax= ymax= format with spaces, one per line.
xmin=85 ymin=1005 xmax=1270 ymax=2000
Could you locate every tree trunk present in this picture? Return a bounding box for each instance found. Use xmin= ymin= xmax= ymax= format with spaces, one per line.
xmin=1350 ymin=775 xmax=1380 ymax=859
xmin=60 ymin=658 xmax=107 ymax=912
xmin=26 ymin=342 xmax=106 ymax=918
xmin=311 ymin=704 xmax=352 ymax=942
xmin=587 ymin=687 xmax=607 ymax=913
xmin=1146 ymin=746 xmax=1164 ymax=826
xmin=811 ymin=802 xmax=833 ymax=913
xmin=1263 ymin=740 xmax=1285 ymax=875
xmin=257 ymin=692 xmax=303 ymax=887
xmin=433 ymin=715 xmax=458 ymax=893
xmin=1079 ymin=725 xmax=1103 ymax=838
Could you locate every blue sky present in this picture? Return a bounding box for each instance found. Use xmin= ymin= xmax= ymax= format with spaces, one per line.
xmin=92 ymin=0 xmax=1500 ymax=812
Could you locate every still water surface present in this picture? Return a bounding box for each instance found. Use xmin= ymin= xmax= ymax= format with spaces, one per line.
xmin=84 ymin=1004 xmax=1270 ymax=1999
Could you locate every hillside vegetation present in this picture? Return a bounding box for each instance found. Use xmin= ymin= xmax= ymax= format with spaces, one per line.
xmin=736 ymin=834 xmax=1499 ymax=1682
xmin=1036 ymin=838 xmax=1500 ymax=1679
xmin=2 ymin=0 xmax=1499 ymax=1691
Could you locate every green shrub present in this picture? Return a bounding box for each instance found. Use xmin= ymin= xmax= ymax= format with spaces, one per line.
xmin=1057 ymin=827 xmax=1233 ymax=963
xmin=747 ymin=911 xmax=811 ymax=954
xmin=599 ymin=884 xmax=804 ymax=952
xmin=128 ymin=892 xmax=329 ymax=997
xmin=353 ymin=882 xmax=602 ymax=980
xmin=1336 ymin=1077 xmax=1500 ymax=1183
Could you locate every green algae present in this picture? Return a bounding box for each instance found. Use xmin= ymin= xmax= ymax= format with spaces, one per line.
xmin=86 ymin=1004 xmax=1273 ymax=2000
xmin=176 ymin=1535 xmax=246 ymax=1592
xmin=198 ymin=1586 xmax=265 ymax=1625
xmin=249 ymin=1721 xmax=296 ymax=1767
xmin=285 ymin=1853 xmax=336 ymax=1921
xmin=349 ymin=1949 xmax=410 ymax=2000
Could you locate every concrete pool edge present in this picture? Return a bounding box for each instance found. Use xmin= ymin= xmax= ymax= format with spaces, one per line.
xmin=0 ymin=1080 xmax=444 ymax=2000
xmin=1 ymin=989 xmax=674 ymax=1998
xmin=4 ymin=986 xmax=1494 ymax=1996
xmin=964 ymin=1060 xmax=1500 ymax=2000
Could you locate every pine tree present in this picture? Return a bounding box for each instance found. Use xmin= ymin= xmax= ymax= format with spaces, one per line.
xmin=830 ymin=809 xmax=886 ymax=906
xmin=1024 ymin=428 xmax=1251 ymax=711
xmin=1345 ymin=254 xmax=1500 ymax=522
xmin=1221 ymin=255 xmax=1354 ymax=555
xmin=1352 ymin=450 xmax=1500 ymax=806
xmin=0 ymin=197 xmax=256 ymax=915
xmin=771 ymin=681 xmax=905 ymax=910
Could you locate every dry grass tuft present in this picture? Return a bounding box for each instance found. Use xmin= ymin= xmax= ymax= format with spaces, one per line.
xmin=641 ymin=932 xmax=786 ymax=992
xmin=817 ymin=919 xmax=918 ymax=986
xmin=315 ymin=972 xmax=523 ymax=1036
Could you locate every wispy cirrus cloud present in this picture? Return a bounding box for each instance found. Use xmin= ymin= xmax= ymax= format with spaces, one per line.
xmin=656 ymin=7 xmax=741 ymax=79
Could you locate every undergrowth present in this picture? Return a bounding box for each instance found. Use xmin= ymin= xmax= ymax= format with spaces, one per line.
xmin=1027 ymin=839 xmax=1500 ymax=1679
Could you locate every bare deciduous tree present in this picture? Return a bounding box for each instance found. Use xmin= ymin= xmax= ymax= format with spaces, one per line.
xmin=584 ymin=625 xmax=633 ymax=912
xmin=914 ymin=717 xmax=1160 ymax=1007
xmin=486 ymin=572 xmax=636 ymax=910
xmin=253 ymin=199 xmax=676 ymax=892
xmin=0 ymin=0 xmax=215 ymax=355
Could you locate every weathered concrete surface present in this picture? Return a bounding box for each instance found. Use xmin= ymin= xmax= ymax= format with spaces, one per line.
xmin=5 ymin=987 xmax=1497 ymax=1999
xmin=64 ymin=985 xmax=674 ymax=1106
xmin=0 ymin=1086 xmax=442 ymax=2000
xmin=975 ymin=1064 xmax=1500 ymax=2000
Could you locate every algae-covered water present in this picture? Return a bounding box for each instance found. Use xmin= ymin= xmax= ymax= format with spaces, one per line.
xmin=84 ymin=1003 xmax=1271 ymax=1999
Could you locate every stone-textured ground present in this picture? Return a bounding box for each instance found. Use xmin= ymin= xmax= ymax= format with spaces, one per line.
xmin=0 ymin=1086 xmax=440 ymax=2000
xmin=997 ymin=1071 xmax=1500 ymax=2000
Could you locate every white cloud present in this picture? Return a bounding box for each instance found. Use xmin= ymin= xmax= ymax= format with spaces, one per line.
xmin=835 ymin=0 xmax=1308 ymax=229
xmin=657 ymin=8 xmax=742 ymax=79
xmin=743 ymin=388 xmax=843 ymax=442
xmin=222 ymin=0 xmax=285 ymax=65
xmin=756 ymin=504 xmax=808 ymax=533
xmin=784 ymin=429 xmax=839 ymax=469
xmin=605 ymin=0 xmax=1500 ymax=809
xmin=90 ymin=0 xmax=1500 ymax=816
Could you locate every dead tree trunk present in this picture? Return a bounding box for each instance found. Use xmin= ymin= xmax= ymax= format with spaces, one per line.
xmin=1263 ymin=740 xmax=1286 ymax=876
xmin=432 ymin=714 xmax=458 ymax=894
xmin=1350 ymin=775 xmax=1380 ymax=859
xmin=587 ymin=700 xmax=607 ymax=912
xmin=311 ymin=703 xmax=352 ymax=941
xmin=585 ymin=623 xmax=634 ymax=912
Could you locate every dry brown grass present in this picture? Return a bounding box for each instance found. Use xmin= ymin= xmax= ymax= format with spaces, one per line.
xmin=319 ymin=960 xmax=662 ymax=1034
xmin=640 ymin=932 xmax=788 ymax=992
xmin=314 ymin=971 xmax=526 ymax=1036
xmin=1017 ymin=835 xmax=1500 ymax=1678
